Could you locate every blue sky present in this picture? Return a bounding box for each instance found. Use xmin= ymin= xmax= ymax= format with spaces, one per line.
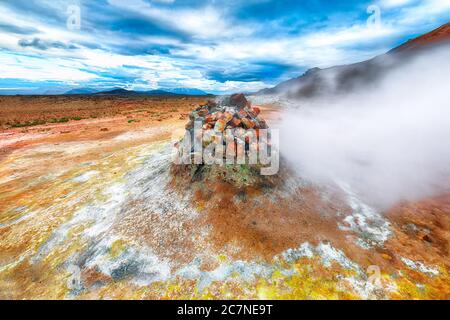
xmin=0 ymin=0 xmax=449 ymax=94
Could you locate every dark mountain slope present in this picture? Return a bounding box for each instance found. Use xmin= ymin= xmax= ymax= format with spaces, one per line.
xmin=257 ymin=22 xmax=450 ymax=99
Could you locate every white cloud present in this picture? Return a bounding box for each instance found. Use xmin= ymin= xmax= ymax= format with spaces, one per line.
xmin=302 ymin=24 xmax=395 ymax=47
xmin=0 ymin=0 xmax=448 ymax=93
xmin=0 ymin=52 xmax=97 ymax=82
xmin=108 ymin=0 xmax=254 ymax=39
xmin=395 ymin=0 xmax=450 ymax=26
xmin=171 ymin=30 xmax=389 ymax=71
xmin=379 ymin=0 xmax=416 ymax=8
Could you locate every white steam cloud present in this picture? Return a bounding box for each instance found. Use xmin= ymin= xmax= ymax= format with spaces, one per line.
xmin=280 ymin=45 xmax=450 ymax=209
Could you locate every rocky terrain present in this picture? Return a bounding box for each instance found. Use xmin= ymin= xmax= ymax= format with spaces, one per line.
xmin=0 ymin=95 xmax=207 ymax=161
xmin=172 ymin=94 xmax=277 ymax=189
xmin=0 ymin=93 xmax=448 ymax=300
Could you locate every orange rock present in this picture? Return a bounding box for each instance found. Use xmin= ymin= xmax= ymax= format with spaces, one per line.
xmin=252 ymin=107 xmax=261 ymax=115
xmin=215 ymin=112 xmax=224 ymax=120
xmin=214 ymin=119 xmax=227 ymax=132
xmin=241 ymin=118 xmax=256 ymax=129
xmin=245 ymin=107 xmax=257 ymax=118
xmin=238 ymin=109 xmax=248 ymax=118
xmin=231 ymin=117 xmax=241 ymax=127
xmin=224 ymin=112 xmax=234 ymax=122
xmin=205 ymin=115 xmax=216 ymax=124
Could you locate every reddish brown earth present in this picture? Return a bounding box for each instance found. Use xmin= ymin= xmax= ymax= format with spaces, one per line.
xmin=394 ymin=22 xmax=450 ymax=53
xmin=173 ymin=164 xmax=450 ymax=274
xmin=0 ymin=95 xmax=449 ymax=299
xmin=385 ymin=194 xmax=450 ymax=269
xmin=0 ymin=95 xmax=206 ymax=128
xmin=0 ymin=95 xmax=207 ymax=161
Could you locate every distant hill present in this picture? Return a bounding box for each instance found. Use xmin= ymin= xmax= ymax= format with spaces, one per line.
xmin=256 ymin=22 xmax=450 ymax=99
xmin=43 ymin=88 xmax=69 ymax=95
xmin=164 ymin=88 xmax=208 ymax=95
xmin=65 ymin=87 xmax=210 ymax=96
xmin=65 ymin=88 xmax=100 ymax=95
xmin=145 ymin=89 xmax=180 ymax=96
xmin=95 ymin=88 xmax=180 ymax=96
xmin=95 ymin=88 xmax=141 ymax=96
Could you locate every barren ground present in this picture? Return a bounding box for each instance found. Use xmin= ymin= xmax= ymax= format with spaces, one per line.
xmin=0 ymin=96 xmax=448 ymax=299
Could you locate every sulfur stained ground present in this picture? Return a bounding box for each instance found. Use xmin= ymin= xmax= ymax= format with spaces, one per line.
xmin=0 ymin=96 xmax=448 ymax=300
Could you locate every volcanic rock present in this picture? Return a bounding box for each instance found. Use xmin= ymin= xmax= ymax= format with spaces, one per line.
xmin=172 ymin=93 xmax=276 ymax=188
xmin=229 ymin=93 xmax=250 ymax=108
xmin=214 ymin=119 xmax=227 ymax=133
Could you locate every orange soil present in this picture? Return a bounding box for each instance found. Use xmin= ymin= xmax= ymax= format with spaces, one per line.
xmin=0 ymin=96 xmax=207 ymax=161
xmin=394 ymin=22 xmax=450 ymax=52
xmin=171 ymin=157 xmax=450 ymax=277
xmin=385 ymin=194 xmax=450 ymax=270
xmin=0 ymin=96 xmax=449 ymax=299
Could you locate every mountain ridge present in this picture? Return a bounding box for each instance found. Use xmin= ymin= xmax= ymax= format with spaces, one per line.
xmin=65 ymin=87 xmax=210 ymax=96
xmin=256 ymin=22 xmax=450 ymax=98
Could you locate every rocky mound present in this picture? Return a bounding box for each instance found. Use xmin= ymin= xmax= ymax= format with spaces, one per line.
xmin=184 ymin=93 xmax=268 ymax=133
xmin=172 ymin=94 xmax=281 ymax=188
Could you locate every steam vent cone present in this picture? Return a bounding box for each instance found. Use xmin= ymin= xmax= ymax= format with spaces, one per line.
xmin=171 ymin=93 xmax=282 ymax=189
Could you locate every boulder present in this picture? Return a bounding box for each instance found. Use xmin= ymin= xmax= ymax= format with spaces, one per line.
xmin=241 ymin=118 xmax=256 ymax=129
xmin=231 ymin=117 xmax=242 ymax=127
xmin=206 ymin=100 xmax=218 ymax=108
xmin=237 ymin=109 xmax=248 ymax=119
xmin=229 ymin=93 xmax=249 ymax=108
xmin=205 ymin=114 xmax=217 ymax=124
xmin=252 ymin=106 xmax=261 ymax=116
xmin=214 ymin=119 xmax=227 ymax=132
xmin=198 ymin=108 xmax=209 ymax=117
xmin=223 ymin=112 xmax=234 ymax=122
